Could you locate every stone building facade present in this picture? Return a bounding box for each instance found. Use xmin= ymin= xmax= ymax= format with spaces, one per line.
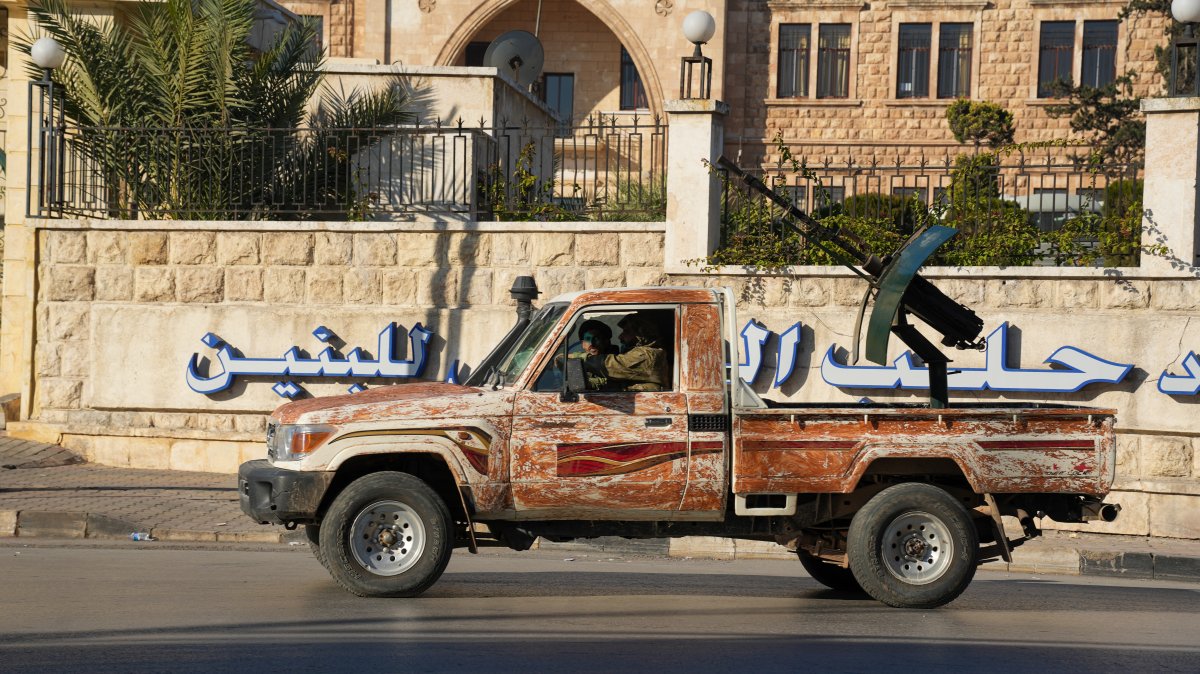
xmin=273 ymin=0 xmax=1168 ymax=160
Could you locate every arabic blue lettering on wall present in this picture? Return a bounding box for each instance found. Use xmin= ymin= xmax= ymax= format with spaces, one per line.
xmin=186 ymin=323 xmax=432 ymax=398
xmin=1159 ymin=352 xmax=1200 ymax=395
xmin=740 ymin=320 xmax=1134 ymax=393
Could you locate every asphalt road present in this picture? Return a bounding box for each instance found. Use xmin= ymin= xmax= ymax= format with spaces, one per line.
xmin=1 ymin=541 xmax=1197 ymax=673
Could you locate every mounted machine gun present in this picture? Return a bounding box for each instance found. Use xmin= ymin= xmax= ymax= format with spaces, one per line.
xmin=716 ymin=156 xmax=986 ymax=408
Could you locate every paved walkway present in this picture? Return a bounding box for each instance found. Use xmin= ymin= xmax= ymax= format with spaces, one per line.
xmin=2 ymin=434 xmax=1199 ymax=581
xmin=0 ymin=435 xmax=277 ymax=542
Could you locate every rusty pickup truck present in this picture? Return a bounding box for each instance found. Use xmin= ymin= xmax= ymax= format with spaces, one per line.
xmin=238 ymin=280 xmax=1119 ymax=609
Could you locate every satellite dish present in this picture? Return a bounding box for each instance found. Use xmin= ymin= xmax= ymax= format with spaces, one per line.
xmin=484 ymin=30 xmax=545 ymax=87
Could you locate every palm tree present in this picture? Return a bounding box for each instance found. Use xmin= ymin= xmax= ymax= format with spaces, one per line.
xmin=23 ymin=0 xmax=415 ymax=219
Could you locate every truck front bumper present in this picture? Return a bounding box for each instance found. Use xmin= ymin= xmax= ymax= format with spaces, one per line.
xmin=238 ymin=459 xmax=335 ymax=526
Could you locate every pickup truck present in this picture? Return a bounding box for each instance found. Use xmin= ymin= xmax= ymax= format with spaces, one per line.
xmin=239 ymin=281 xmax=1119 ymax=609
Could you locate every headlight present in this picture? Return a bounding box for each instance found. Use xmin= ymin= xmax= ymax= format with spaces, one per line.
xmin=267 ymin=423 xmax=336 ymax=462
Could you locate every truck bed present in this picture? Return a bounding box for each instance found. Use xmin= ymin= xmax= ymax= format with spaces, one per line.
xmin=732 ymin=403 xmax=1116 ymax=497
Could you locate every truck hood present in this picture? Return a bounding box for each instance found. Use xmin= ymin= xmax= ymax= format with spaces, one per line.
xmin=272 ymin=382 xmax=501 ymax=426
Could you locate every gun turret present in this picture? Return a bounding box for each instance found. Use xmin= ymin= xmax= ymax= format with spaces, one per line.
xmin=716 ymin=156 xmax=985 ymax=408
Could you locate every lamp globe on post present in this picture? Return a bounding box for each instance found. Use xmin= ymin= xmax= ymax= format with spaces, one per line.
xmin=680 ymin=10 xmax=717 ymax=99
xmin=682 ymin=10 xmax=717 ymax=58
xmin=1172 ymin=0 xmax=1200 ymax=96
xmin=1173 ymin=0 xmax=1200 ymax=23
xmin=30 ymin=36 xmax=66 ymax=78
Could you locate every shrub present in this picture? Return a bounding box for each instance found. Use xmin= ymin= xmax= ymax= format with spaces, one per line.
xmin=945 ymin=99 xmax=1015 ymax=149
xmin=815 ymin=193 xmax=927 ymax=236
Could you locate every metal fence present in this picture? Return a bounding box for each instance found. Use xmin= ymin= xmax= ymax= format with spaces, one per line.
xmin=720 ymin=144 xmax=1144 ymax=266
xmin=29 ymin=115 xmax=668 ymax=221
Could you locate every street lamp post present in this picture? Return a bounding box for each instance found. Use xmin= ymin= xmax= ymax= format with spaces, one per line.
xmin=28 ymin=36 xmax=67 ymax=217
xmin=1171 ymin=0 xmax=1200 ymax=96
xmin=679 ymin=10 xmax=716 ymax=99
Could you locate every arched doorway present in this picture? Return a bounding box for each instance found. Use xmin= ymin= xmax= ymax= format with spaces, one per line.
xmin=435 ymin=0 xmax=664 ymax=125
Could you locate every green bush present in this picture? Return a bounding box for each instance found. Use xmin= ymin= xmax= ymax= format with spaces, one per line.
xmin=803 ymin=214 xmax=906 ymax=265
xmin=946 ymin=152 xmax=1001 ymax=205
xmin=935 ymin=198 xmax=1040 ymax=266
xmin=815 ymin=193 xmax=927 ymax=236
xmin=1037 ymin=179 xmax=1158 ymax=267
xmin=945 ymin=99 xmax=1015 ymax=148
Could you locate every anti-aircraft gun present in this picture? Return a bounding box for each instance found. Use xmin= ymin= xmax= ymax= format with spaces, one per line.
xmin=716 ymin=156 xmax=986 ymax=408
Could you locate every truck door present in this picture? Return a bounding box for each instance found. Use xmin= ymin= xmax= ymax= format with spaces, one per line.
xmin=509 ymin=306 xmax=689 ymax=517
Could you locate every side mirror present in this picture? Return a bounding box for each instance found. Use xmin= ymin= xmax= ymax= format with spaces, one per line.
xmin=561 ymin=357 xmax=586 ymax=403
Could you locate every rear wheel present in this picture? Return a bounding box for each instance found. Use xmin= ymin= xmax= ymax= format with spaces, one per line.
xmin=319 ymin=471 xmax=454 ymax=598
xmin=797 ymin=551 xmax=864 ymax=593
xmin=847 ymin=482 xmax=978 ymax=609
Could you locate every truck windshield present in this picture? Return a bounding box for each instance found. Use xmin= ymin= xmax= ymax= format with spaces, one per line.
xmin=493 ymin=302 xmax=568 ymax=385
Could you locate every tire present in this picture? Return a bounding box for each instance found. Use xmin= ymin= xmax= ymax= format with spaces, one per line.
xmin=305 ymin=524 xmax=327 ymax=570
xmin=319 ymin=471 xmax=454 ymax=598
xmin=847 ymin=483 xmax=978 ymax=609
xmin=797 ymin=551 xmax=864 ymax=593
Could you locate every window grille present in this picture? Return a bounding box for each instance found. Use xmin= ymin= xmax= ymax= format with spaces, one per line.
xmin=1038 ymin=21 xmax=1075 ymax=97
xmin=897 ymin=24 xmax=932 ymax=98
xmin=937 ymin=23 xmax=973 ymax=98
xmin=778 ymin=24 xmax=811 ymax=98
xmin=1082 ymin=21 xmax=1118 ymax=88
xmin=817 ymin=24 xmax=851 ymax=99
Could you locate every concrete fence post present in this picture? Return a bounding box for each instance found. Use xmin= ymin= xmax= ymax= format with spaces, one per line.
xmin=663 ymin=99 xmax=728 ymax=273
xmin=1141 ymin=98 xmax=1200 ymax=273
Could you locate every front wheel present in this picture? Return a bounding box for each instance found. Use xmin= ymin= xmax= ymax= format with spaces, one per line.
xmin=319 ymin=472 xmax=454 ymax=597
xmin=305 ymin=524 xmax=327 ymax=570
xmin=847 ymin=483 xmax=978 ymax=609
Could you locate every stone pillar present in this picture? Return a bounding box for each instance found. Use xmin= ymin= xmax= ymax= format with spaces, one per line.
xmin=663 ymin=99 xmax=728 ymax=273
xmin=0 ymin=6 xmax=38 ymax=417
xmin=1141 ymin=98 xmax=1200 ymax=273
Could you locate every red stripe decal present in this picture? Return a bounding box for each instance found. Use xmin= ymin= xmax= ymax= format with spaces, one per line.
xmin=556 ymin=441 xmax=724 ymax=477
xmin=741 ymin=440 xmax=858 ymax=451
xmin=977 ymin=440 xmax=1095 ymax=450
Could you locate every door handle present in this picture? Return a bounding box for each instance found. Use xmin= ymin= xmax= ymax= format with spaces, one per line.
xmin=645 ymin=417 xmax=673 ymax=427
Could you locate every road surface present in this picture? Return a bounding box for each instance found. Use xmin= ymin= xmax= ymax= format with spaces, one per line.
xmin=1 ymin=540 xmax=1197 ymax=672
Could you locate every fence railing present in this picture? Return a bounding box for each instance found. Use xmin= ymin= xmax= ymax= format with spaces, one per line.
xmin=29 ymin=115 xmax=668 ymax=221
xmin=719 ymin=144 xmax=1144 ymax=267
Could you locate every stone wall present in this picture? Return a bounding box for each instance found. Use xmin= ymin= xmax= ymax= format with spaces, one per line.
xmin=26 ymin=218 xmax=1200 ymax=538
xmin=27 ymin=221 xmax=665 ymax=471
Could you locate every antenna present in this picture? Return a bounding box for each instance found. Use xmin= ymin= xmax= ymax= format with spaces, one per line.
xmin=717 ymin=156 xmax=986 ymax=409
xmin=484 ymin=30 xmax=545 ymax=88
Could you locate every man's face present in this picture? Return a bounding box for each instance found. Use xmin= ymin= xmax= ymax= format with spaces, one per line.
xmin=581 ymin=331 xmax=607 ymax=356
xmin=618 ymin=327 xmax=635 ymax=349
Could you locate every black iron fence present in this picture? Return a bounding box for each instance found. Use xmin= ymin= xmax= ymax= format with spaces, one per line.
xmin=719 ymin=144 xmax=1144 ymax=267
xmin=29 ymin=115 xmax=668 ymax=221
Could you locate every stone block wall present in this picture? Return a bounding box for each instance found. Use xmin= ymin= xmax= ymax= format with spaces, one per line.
xmin=21 ymin=219 xmax=1200 ymax=538
xmin=29 ymin=221 xmax=664 ymax=470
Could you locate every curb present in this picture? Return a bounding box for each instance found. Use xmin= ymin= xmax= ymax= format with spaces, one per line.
xmin=1 ymin=509 xmax=297 ymax=544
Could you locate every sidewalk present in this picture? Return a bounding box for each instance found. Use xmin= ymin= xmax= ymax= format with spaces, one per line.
xmin=2 ymin=434 xmax=1199 ymax=581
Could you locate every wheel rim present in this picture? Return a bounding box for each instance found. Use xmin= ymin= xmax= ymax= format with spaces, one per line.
xmin=349 ymin=500 xmax=426 ymax=576
xmin=882 ymin=510 xmax=953 ymax=585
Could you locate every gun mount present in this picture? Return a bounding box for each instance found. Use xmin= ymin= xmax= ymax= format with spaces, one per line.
xmin=716 ymin=156 xmax=986 ymax=408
